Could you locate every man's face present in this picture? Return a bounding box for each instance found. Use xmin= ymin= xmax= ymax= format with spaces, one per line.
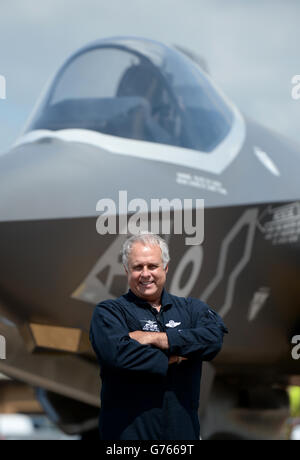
xmin=125 ymin=242 xmax=168 ymax=303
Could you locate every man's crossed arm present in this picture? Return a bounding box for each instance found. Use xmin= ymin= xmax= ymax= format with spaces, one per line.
xmin=128 ymin=331 xmax=168 ymax=349
xmin=129 ymin=331 xmax=187 ymax=365
xmin=90 ymin=300 xmax=227 ymax=375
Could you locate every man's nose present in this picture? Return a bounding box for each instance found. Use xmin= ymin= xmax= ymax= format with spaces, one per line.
xmin=141 ymin=266 xmax=151 ymax=277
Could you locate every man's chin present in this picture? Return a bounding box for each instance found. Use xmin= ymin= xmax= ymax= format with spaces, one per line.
xmin=136 ymin=285 xmax=159 ymax=299
xmin=139 ymin=288 xmax=156 ymax=296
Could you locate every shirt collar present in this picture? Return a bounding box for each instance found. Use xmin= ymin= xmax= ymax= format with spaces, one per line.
xmin=126 ymin=288 xmax=173 ymax=309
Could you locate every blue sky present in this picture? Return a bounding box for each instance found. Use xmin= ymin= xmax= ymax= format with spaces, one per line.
xmin=0 ymin=0 xmax=299 ymax=154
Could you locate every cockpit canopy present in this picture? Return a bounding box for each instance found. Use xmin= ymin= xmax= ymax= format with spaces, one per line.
xmin=26 ymin=37 xmax=234 ymax=153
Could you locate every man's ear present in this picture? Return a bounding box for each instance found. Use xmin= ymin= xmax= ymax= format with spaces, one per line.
xmin=165 ymin=264 xmax=169 ymax=274
xmin=123 ymin=264 xmax=128 ymax=275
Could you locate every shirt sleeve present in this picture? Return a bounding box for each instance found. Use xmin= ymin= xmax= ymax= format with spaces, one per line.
xmin=89 ymin=301 xmax=169 ymax=376
xmin=165 ymin=298 xmax=228 ymax=361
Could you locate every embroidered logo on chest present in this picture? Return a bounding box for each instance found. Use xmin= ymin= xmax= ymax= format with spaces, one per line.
xmin=141 ymin=320 xmax=160 ymax=332
xmin=165 ymin=320 xmax=181 ymax=328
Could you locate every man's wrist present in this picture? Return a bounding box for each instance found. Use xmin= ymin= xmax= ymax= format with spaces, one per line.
xmin=149 ymin=332 xmax=169 ymax=350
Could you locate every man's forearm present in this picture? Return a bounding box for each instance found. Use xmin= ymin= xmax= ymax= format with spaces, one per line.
xmin=129 ymin=331 xmax=169 ymax=350
xmin=148 ymin=332 xmax=169 ymax=350
xmin=128 ymin=331 xmax=188 ymax=365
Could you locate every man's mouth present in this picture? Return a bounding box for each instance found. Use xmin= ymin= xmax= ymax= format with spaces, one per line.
xmin=139 ymin=281 xmax=154 ymax=287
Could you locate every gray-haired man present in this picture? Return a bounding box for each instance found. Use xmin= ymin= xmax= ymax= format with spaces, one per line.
xmin=90 ymin=233 xmax=228 ymax=440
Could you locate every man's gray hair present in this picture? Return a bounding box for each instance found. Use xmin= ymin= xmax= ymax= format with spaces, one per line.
xmin=122 ymin=232 xmax=170 ymax=270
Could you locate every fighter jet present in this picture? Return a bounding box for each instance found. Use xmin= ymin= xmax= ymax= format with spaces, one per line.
xmin=0 ymin=36 xmax=299 ymax=440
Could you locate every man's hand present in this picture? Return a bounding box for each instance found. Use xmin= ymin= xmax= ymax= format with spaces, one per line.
xmin=129 ymin=331 xmax=169 ymax=350
xmin=168 ymin=355 xmax=188 ymax=365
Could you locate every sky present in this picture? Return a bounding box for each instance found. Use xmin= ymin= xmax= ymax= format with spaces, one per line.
xmin=0 ymin=0 xmax=299 ymax=154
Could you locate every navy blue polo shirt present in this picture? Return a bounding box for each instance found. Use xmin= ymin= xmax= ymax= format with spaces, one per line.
xmin=89 ymin=289 xmax=228 ymax=440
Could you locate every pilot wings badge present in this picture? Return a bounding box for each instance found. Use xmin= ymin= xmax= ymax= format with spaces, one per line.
xmin=165 ymin=320 xmax=181 ymax=328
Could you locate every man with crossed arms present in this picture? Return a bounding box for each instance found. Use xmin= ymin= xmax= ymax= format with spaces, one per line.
xmin=90 ymin=232 xmax=228 ymax=440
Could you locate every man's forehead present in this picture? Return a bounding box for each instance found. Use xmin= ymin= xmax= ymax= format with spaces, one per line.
xmin=129 ymin=242 xmax=162 ymax=261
